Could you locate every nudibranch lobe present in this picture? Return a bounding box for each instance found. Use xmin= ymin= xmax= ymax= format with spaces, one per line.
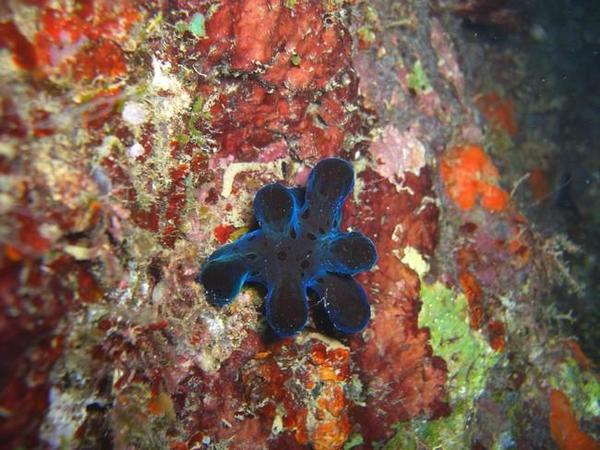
xmin=198 ymin=158 xmax=377 ymax=337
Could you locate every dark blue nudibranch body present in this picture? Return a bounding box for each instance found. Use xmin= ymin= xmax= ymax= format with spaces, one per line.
xmin=198 ymin=158 xmax=377 ymax=337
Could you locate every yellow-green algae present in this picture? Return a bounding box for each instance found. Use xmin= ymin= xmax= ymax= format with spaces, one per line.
xmin=407 ymin=60 xmax=432 ymax=95
xmin=549 ymin=356 xmax=600 ymax=418
xmin=344 ymin=433 xmax=364 ymax=449
xmin=384 ymin=282 xmax=500 ymax=450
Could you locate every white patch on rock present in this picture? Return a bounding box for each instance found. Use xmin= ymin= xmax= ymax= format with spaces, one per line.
xmin=128 ymin=141 xmax=145 ymax=158
xmin=151 ymin=56 xmax=179 ymax=92
xmin=40 ymin=388 xmax=86 ymax=449
xmin=122 ymin=101 xmax=146 ymax=125
xmin=271 ymin=413 xmax=284 ymax=435
xmin=149 ymin=56 xmax=191 ymax=126
xmin=401 ymin=246 xmax=430 ymax=278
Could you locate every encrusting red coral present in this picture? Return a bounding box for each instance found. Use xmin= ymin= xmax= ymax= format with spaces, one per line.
xmin=0 ymin=199 xmax=107 ymax=447
xmin=344 ymin=168 xmax=449 ymax=443
xmin=487 ymin=319 xmax=506 ymax=352
xmin=202 ymin=81 xmax=357 ymax=162
xmin=190 ymin=0 xmax=361 ymax=163
xmin=459 ymin=269 xmax=486 ymax=329
xmin=243 ymin=337 xmax=352 ymax=450
xmin=454 ymin=214 xmax=535 ymax=354
xmin=213 ymin=224 xmax=236 ymax=244
xmin=440 ymin=144 xmax=510 ymax=213
xmin=452 ymin=0 xmax=525 ymax=33
xmin=453 ymin=211 xmax=534 ymax=353
xmin=475 ymin=91 xmax=518 ymax=136
xmin=529 ymin=167 xmax=550 ymax=201
xmin=0 ymin=97 xmax=28 ymax=138
xmin=565 ymin=340 xmax=595 ymax=372
xmin=1 ymin=1 xmax=141 ymax=81
xmin=549 ymin=389 xmax=600 ymax=450
xmin=456 ymin=241 xmax=512 ymax=351
xmin=174 ymin=335 xmax=352 ymax=450
xmin=0 ymin=22 xmax=39 ymax=71
xmin=195 ymin=0 xmax=351 ymax=92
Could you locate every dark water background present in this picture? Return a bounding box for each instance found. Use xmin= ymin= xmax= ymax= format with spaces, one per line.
xmin=474 ymin=0 xmax=600 ymax=362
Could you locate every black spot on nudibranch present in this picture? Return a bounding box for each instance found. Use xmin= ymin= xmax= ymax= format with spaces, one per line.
xmin=197 ymin=158 xmax=377 ymax=337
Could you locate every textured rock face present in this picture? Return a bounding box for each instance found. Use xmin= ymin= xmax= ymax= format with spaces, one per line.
xmin=1 ymin=0 xmax=598 ymax=449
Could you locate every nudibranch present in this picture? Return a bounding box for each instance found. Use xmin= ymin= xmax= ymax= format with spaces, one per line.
xmin=198 ymin=158 xmax=377 ymax=337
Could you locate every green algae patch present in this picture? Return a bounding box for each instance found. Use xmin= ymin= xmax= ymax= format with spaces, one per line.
xmin=385 ymin=282 xmax=500 ymax=449
xmin=549 ymin=356 xmax=600 ymax=418
xmin=357 ymin=26 xmax=376 ymax=46
xmin=290 ymin=53 xmax=301 ymax=66
xmin=187 ymin=95 xmax=212 ymax=145
xmin=343 ymin=433 xmax=364 ymax=449
xmin=407 ymin=60 xmax=432 ymax=95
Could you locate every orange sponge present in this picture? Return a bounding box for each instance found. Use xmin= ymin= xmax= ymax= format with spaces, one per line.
xmin=440 ymin=144 xmax=509 ymax=212
xmin=549 ymin=389 xmax=600 ymax=450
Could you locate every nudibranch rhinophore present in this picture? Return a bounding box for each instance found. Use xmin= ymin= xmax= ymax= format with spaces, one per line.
xmin=198 ymin=158 xmax=377 ymax=337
